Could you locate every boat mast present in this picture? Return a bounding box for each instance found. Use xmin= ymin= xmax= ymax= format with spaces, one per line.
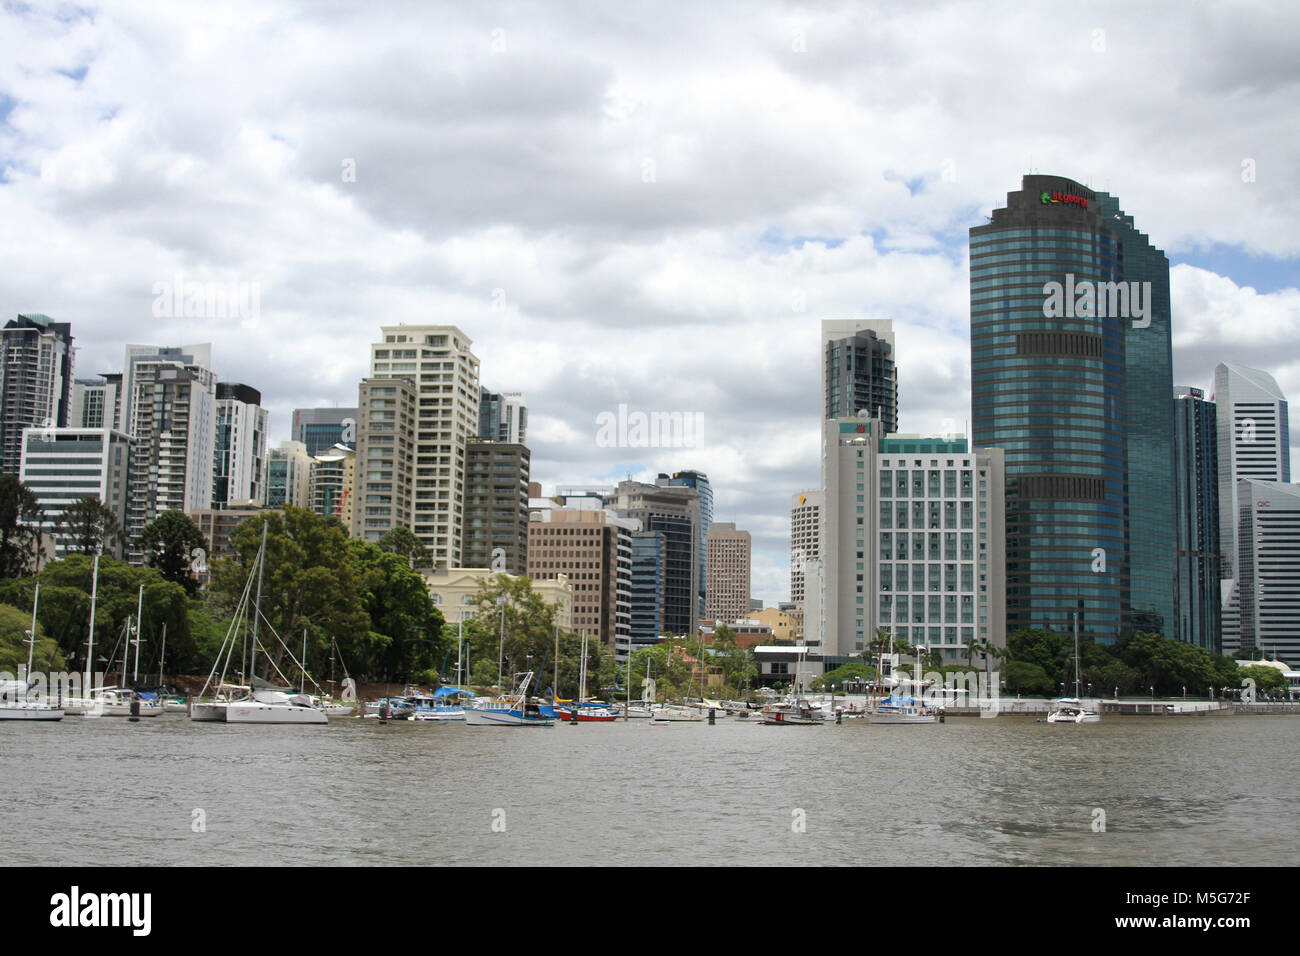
xmin=1073 ymin=611 xmax=1081 ymax=698
xmin=25 ymin=582 xmax=40 ymax=700
xmin=133 ymin=583 xmax=144 ymax=684
xmin=301 ymin=626 xmax=307 ymax=695
xmin=497 ymin=595 xmax=506 ymax=694
xmin=158 ymin=622 xmax=167 ymax=686
xmin=86 ymin=553 xmax=100 ymax=696
xmin=251 ymin=522 xmax=268 ymax=684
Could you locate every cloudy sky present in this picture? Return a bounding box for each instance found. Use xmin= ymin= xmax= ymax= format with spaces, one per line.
xmin=2 ymin=0 xmax=1297 ymax=606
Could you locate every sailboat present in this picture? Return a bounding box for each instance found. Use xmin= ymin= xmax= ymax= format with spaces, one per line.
xmin=0 ymin=584 xmax=64 ymax=721
xmin=865 ymin=635 xmax=938 ymax=724
xmin=189 ymin=525 xmax=327 ymax=725
xmin=1046 ymin=612 xmax=1099 ymax=724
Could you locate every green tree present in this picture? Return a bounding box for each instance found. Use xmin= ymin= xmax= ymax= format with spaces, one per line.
xmin=140 ymin=510 xmax=208 ymax=596
xmin=377 ymin=526 xmax=431 ymax=569
xmin=0 ymin=601 xmax=66 ymax=673
xmin=464 ymin=573 xmax=568 ymax=692
xmin=53 ymin=495 xmax=124 ymax=557
xmin=0 ymin=474 xmax=44 ymax=579
xmin=350 ymin=539 xmax=444 ymax=680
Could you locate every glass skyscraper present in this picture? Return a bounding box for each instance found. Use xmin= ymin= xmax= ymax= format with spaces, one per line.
xmin=1173 ymin=386 xmax=1221 ymax=652
xmin=970 ymin=174 xmax=1176 ymax=641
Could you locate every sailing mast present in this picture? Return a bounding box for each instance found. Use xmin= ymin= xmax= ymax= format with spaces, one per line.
xmin=250 ymin=522 xmax=268 ymax=684
xmin=85 ymin=554 xmax=100 ymax=697
xmin=25 ymin=583 xmax=40 ymax=701
xmin=133 ymin=583 xmax=144 ymax=684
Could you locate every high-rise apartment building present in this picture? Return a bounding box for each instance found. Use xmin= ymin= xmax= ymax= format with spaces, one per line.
xmin=705 ymin=521 xmax=751 ymax=624
xmin=1234 ymin=479 xmax=1300 ymax=665
xmin=310 ymin=443 xmax=356 ymax=528
xmin=367 ymin=326 xmax=480 ymax=568
xmin=1173 ymin=386 xmax=1221 ymax=653
xmin=352 ymin=377 xmax=417 ymax=542
xmin=1 ymin=314 xmax=75 ymax=476
xmin=70 ymin=375 xmax=122 ymax=430
xmin=293 ymin=407 xmax=359 ymax=456
xmin=970 ymin=174 xmax=1176 ymax=641
xmin=461 ymin=438 xmax=530 ymax=573
xmin=478 ymin=388 xmax=527 ymax=445
xmin=118 ymin=344 xmax=212 ymax=434
xmin=608 ymin=479 xmax=700 ymax=634
xmin=822 ymin=319 xmax=897 ymax=433
xmin=213 ymin=383 xmax=268 ymax=508
xmin=1213 ymin=364 xmax=1290 ymax=580
xmin=124 ymin=357 xmax=218 ymax=561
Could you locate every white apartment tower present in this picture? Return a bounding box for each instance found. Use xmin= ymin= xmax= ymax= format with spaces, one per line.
xmin=368 ymin=326 xmax=480 ymax=568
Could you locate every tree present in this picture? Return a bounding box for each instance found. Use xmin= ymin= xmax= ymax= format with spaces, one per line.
xmin=53 ymin=496 xmax=123 ymax=557
xmin=140 ymin=510 xmax=208 ymax=596
xmin=349 ymin=539 xmax=444 ymax=680
xmin=0 ymin=474 xmax=44 ymax=579
xmin=378 ymin=526 xmax=431 ymax=570
xmin=0 ymin=601 xmax=66 ymax=673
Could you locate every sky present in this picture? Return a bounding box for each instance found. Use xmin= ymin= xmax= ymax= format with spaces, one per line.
xmin=1 ymin=0 xmax=1297 ymax=607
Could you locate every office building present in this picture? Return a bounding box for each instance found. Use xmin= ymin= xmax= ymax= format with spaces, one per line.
xmin=658 ymin=470 xmax=712 ymax=611
xmin=970 ymin=174 xmax=1176 ymax=641
xmin=790 ymin=489 xmax=823 ymax=608
xmin=293 ymin=407 xmax=359 ymax=456
xmin=1173 ymin=386 xmax=1221 ymax=653
xmin=1 ymin=314 xmax=74 ymax=475
xmin=628 ymin=529 xmax=664 ymax=652
xmin=70 ymin=375 xmax=122 ymax=430
xmin=705 ymin=521 xmax=751 ymax=624
xmin=461 ymin=438 xmax=530 ymax=573
xmin=1234 ymin=479 xmax=1300 ymax=665
xmin=822 ymin=319 xmax=897 ymax=433
xmin=1213 ymin=363 xmax=1290 ymax=579
xmin=213 ymin=383 xmax=268 ymax=508
xmin=119 ymin=344 xmax=212 ymax=434
xmin=311 ymin=443 xmax=356 ymax=528
xmin=265 ymin=440 xmax=314 ymax=510
xmin=608 ymin=479 xmax=701 ymax=635
xmin=19 ymin=427 xmax=131 ymax=559
xmin=526 ymin=507 xmax=633 ymax=658
xmin=367 ymin=326 xmax=480 ymax=568
xmin=478 ymin=388 xmax=527 ymax=445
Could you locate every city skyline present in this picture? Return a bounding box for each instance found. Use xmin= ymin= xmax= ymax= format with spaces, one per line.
xmin=3 ymin=3 xmax=1299 ymax=607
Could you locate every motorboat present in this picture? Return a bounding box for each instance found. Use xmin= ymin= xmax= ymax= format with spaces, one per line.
xmin=760 ymin=696 xmax=826 ymax=725
xmin=463 ymin=672 xmax=555 ymax=726
xmin=866 ymin=696 xmax=939 ymax=724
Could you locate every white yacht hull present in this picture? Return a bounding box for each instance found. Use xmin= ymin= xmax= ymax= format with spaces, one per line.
xmin=463 ymin=707 xmax=552 ymax=726
xmin=866 ymin=711 xmax=936 ymax=724
xmin=0 ymin=703 xmax=64 ymax=720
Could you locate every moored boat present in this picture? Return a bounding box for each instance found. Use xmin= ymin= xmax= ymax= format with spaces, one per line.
xmin=463 ymin=672 xmax=554 ymax=726
xmin=866 ymin=695 xmax=938 ymax=724
xmin=760 ymin=696 xmax=826 ymax=725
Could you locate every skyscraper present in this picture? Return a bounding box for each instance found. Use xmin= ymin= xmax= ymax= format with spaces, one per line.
xmin=213 ymin=383 xmax=268 ymax=507
xmin=822 ymin=319 xmax=896 ymax=433
xmin=367 ymin=326 xmax=480 ymax=568
xmin=609 ymin=479 xmax=700 ymax=634
xmin=461 ymin=438 xmax=530 ymax=573
xmin=1234 ymin=479 xmax=1300 ymax=665
xmin=1173 ymin=386 xmax=1221 ymax=652
xmin=352 ymin=377 xmax=417 ymax=542
xmin=970 ymin=174 xmax=1176 ymax=641
xmin=1213 ymin=363 xmax=1291 ymax=580
xmin=705 ymin=522 xmax=751 ymax=624
xmin=0 ymin=314 xmax=74 ymax=476
xmin=789 ymin=489 xmax=822 ymax=608
xmin=660 ymin=470 xmax=712 ymax=611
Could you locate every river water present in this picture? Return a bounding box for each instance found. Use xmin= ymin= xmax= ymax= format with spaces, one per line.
xmin=3 ymin=713 xmax=1295 ymax=866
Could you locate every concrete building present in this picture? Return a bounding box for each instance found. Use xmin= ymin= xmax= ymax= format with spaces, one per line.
xmin=352 ymin=376 xmax=417 ymax=542
xmin=19 ymin=427 xmax=131 ymax=559
xmin=124 ymin=355 xmax=218 ymax=562
xmin=1 ymin=314 xmax=74 ymax=476
xmin=118 ymin=344 xmax=211 ymax=435
xmin=366 ymin=325 xmax=480 ymax=568
xmin=310 ymin=443 xmax=356 ymax=528
xmin=658 ymin=470 xmax=712 ymax=611
xmin=790 ymin=489 xmax=823 ymax=611
xmin=265 ymin=440 xmax=314 ymax=510
xmin=478 ymin=388 xmax=527 ymax=445
xmin=818 ymin=418 xmax=1006 ymax=667
xmin=189 ymin=504 xmax=265 ymax=583
xmin=213 ymin=383 xmax=268 ymax=508
xmin=1214 ymin=364 xmax=1290 ymax=580
xmin=1173 ymin=386 xmax=1221 ymax=653
xmin=293 ymin=406 xmax=359 ymax=456
xmin=70 ymin=374 xmax=122 ymax=430
xmin=822 ymin=319 xmax=897 ymax=433
xmin=461 ymin=439 xmax=530 ymax=573
xmin=1234 ymin=479 xmax=1300 ymax=666
xmin=705 ymin=521 xmax=751 ymax=625
xmin=526 ymin=507 xmax=634 ymax=659
xmin=750 ymin=605 xmax=800 ymax=643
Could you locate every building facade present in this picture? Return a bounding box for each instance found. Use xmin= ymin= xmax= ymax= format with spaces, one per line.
xmin=461 ymin=438 xmax=530 ymax=573
xmin=609 ymin=479 xmax=700 ymax=635
xmin=1234 ymin=479 xmax=1300 ymax=665
xmin=704 ymin=521 xmax=751 ymax=624
xmin=213 ymin=383 xmax=268 ymax=508
xmin=310 ymin=443 xmax=356 ymax=528
xmin=970 ymin=174 xmax=1175 ymax=642
xmin=1173 ymin=386 xmax=1221 ymax=652
xmin=790 ymin=489 xmax=823 ymax=610
xmin=1 ymin=314 xmax=74 ymax=476
xmin=659 ymin=470 xmax=712 ymax=611
xmin=367 ymin=326 xmax=480 ymax=567
xmin=265 ymin=440 xmax=314 ymax=510
xmin=19 ymin=427 xmax=131 ymax=559
xmin=478 ymin=388 xmax=527 ymax=445
xmin=352 ymin=376 xmax=417 ymax=542
xmin=293 ymin=407 xmax=359 ymax=457
xmin=822 ymin=319 xmax=897 ymax=433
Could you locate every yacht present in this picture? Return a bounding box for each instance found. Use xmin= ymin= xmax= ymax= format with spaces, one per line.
xmin=866 ymin=696 xmax=939 ymax=724
xmin=760 ymin=696 xmax=826 ymax=725
xmin=0 ymin=679 xmax=63 ymax=721
xmin=1046 ymin=697 xmax=1100 ymax=723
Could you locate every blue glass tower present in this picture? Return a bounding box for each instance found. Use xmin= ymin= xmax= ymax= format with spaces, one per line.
xmin=970 ymin=174 xmax=1176 ymax=641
